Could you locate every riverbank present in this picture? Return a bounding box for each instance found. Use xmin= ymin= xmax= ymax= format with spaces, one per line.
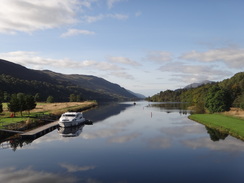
xmin=189 ymin=111 xmax=244 ymax=141
xmin=0 ymin=101 xmax=97 ymax=128
xmin=31 ymin=101 xmax=97 ymax=115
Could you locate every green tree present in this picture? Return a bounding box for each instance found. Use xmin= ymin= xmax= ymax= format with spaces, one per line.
xmin=4 ymin=91 xmax=10 ymax=102
xmin=76 ymin=95 xmax=81 ymax=102
xmin=8 ymin=94 xmax=20 ymax=116
xmin=25 ymin=95 xmax=36 ymax=114
xmin=0 ymin=103 xmax=3 ymax=113
xmin=0 ymin=90 xmax=3 ymax=113
xmin=69 ymin=94 xmax=76 ymax=102
xmin=46 ymin=96 xmax=54 ymax=103
xmin=205 ymin=86 xmax=232 ymax=113
xmin=0 ymin=90 xmax=3 ymax=102
xmin=34 ymin=93 xmax=40 ymax=102
xmin=239 ymin=93 xmax=244 ymax=109
xmin=17 ymin=93 xmax=26 ymax=116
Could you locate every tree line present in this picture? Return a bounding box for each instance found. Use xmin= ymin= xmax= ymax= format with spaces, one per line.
xmin=0 ymin=74 xmax=128 ymax=102
xmin=0 ymin=91 xmax=83 ymax=116
xmin=147 ymin=72 xmax=244 ymax=113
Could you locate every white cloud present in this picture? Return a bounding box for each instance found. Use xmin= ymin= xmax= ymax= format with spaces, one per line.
xmin=107 ymin=0 xmax=126 ymax=9
xmin=0 ymin=0 xmax=82 ymax=34
xmin=0 ymin=51 xmax=72 ymax=69
xmin=81 ymin=128 xmax=122 ymax=139
xmin=146 ymin=137 xmax=171 ymax=149
xmin=82 ymin=13 xmax=128 ymax=23
xmin=135 ymin=11 xmax=142 ymax=17
xmin=146 ymin=51 xmax=173 ymax=63
xmin=0 ymin=167 xmax=76 ymax=183
xmin=61 ymin=28 xmax=95 ymax=37
xmin=0 ymin=51 xmax=137 ymax=80
xmin=60 ymin=163 xmax=96 ymax=172
xmin=108 ymin=56 xmax=141 ymax=66
xmin=180 ymin=47 xmax=244 ymax=69
xmin=159 ymin=62 xmax=232 ymax=83
xmin=108 ymin=133 xmax=140 ymax=143
xmin=110 ymin=71 xmax=135 ymax=80
xmin=0 ymin=51 xmax=119 ymax=70
xmin=182 ymin=136 xmax=244 ymax=153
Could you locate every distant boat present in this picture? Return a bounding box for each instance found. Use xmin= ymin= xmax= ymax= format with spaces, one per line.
xmin=58 ymin=112 xmax=86 ymax=127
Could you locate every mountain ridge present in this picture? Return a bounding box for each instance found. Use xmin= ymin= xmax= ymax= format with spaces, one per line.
xmin=0 ymin=59 xmax=139 ymax=102
xmin=183 ymin=80 xmax=215 ymax=89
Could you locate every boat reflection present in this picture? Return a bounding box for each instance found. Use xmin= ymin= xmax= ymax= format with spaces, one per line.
xmin=58 ymin=124 xmax=85 ymax=137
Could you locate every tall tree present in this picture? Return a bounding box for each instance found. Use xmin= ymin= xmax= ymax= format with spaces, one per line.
xmin=0 ymin=103 xmax=3 ymax=113
xmin=25 ymin=95 xmax=36 ymax=114
xmin=69 ymin=94 xmax=76 ymax=102
xmin=0 ymin=90 xmax=3 ymax=113
xmin=34 ymin=93 xmax=40 ymax=102
xmin=8 ymin=94 xmax=20 ymax=116
xmin=17 ymin=93 xmax=26 ymax=116
xmin=46 ymin=96 xmax=54 ymax=103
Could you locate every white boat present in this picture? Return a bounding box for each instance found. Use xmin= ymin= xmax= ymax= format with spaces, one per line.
xmin=58 ymin=112 xmax=86 ymax=127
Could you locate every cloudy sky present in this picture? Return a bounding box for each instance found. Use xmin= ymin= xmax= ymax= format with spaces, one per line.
xmin=0 ymin=0 xmax=243 ymax=96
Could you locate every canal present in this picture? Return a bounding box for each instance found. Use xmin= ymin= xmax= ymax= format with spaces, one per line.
xmin=0 ymin=101 xmax=244 ymax=183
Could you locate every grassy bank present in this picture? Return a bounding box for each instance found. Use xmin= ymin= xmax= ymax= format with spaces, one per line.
xmin=189 ymin=113 xmax=244 ymax=140
xmin=0 ymin=101 xmax=97 ymax=128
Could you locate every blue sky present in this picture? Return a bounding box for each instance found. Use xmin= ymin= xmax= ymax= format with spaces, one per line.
xmin=0 ymin=0 xmax=244 ymax=96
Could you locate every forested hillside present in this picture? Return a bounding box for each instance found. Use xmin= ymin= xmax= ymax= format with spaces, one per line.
xmin=147 ymin=72 xmax=244 ymax=112
xmin=0 ymin=59 xmax=138 ymax=102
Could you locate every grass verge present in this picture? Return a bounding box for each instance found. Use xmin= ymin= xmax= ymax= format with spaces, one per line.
xmin=189 ymin=113 xmax=244 ymax=140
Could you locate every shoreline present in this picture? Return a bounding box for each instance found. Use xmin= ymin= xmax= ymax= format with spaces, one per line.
xmin=189 ymin=113 xmax=244 ymax=141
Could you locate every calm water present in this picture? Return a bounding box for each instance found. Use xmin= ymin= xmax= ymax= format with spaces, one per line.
xmin=0 ymin=101 xmax=244 ymax=183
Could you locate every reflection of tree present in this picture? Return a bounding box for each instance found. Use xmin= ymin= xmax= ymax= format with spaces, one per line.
xmin=205 ymin=127 xmax=228 ymax=141
xmin=149 ymin=103 xmax=191 ymax=115
xmin=84 ymin=103 xmax=132 ymax=123
xmin=9 ymin=139 xmax=33 ymax=151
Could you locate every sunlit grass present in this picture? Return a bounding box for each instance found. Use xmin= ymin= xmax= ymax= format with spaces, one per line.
xmin=189 ymin=113 xmax=244 ymax=140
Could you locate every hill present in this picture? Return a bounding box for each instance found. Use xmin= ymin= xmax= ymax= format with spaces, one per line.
xmin=184 ymin=80 xmax=214 ymax=89
xmin=148 ymin=72 xmax=244 ymax=109
xmin=0 ymin=59 xmax=138 ymax=102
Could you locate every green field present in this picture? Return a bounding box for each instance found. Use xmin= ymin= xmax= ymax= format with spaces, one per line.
xmin=189 ymin=114 xmax=244 ymax=140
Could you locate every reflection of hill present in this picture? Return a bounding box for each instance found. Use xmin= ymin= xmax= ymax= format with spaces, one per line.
xmin=84 ymin=103 xmax=133 ymax=122
xmin=148 ymin=103 xmax=191 ymax=114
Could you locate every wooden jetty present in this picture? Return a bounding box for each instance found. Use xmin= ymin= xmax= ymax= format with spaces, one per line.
xmin=0 ymin=129 xmax=24 ymax=134
xmin=21 ymin=121 xmax=58 ymax=140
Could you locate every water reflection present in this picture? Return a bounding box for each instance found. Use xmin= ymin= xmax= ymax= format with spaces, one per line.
xmin=182 ymin=136 xmax=244 ymax=153
xmin=146 ymin=102 xmax=192 ymax=114
xmin=1 ymin=101 xmax=244 ymax=183
xmin=84 ymin=102 xmax=133 ymax=122
xmin=58 ymin=125 xmax=85 ymax=137
xmin=206 ymin=126 xmax=229 ymax=141
xmin=0 ymin=167 xmax=76 ymax=183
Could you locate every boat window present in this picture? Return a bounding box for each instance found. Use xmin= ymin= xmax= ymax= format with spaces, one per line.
xmin=63 ymin=114 xmax=76 ymax=117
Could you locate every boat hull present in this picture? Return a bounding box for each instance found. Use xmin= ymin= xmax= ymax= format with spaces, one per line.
xmin=58 ymin=119 xmax=86 ymax=127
